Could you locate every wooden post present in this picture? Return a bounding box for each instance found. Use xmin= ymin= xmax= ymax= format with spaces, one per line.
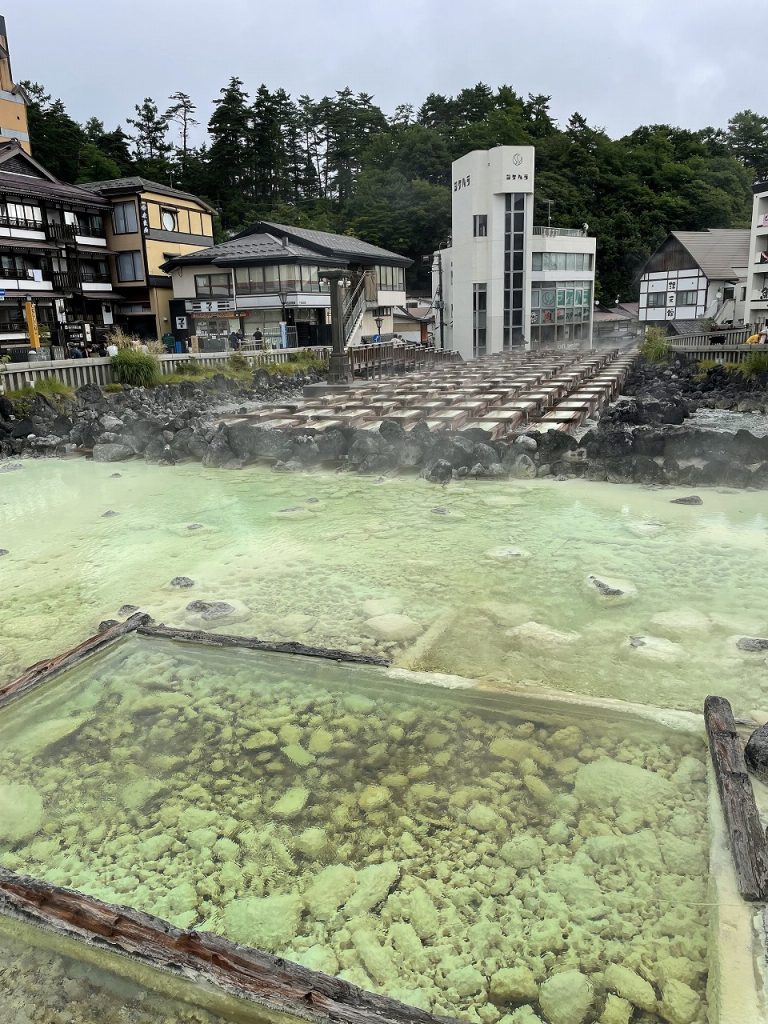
xmin=704 ymin=695 xmax=768 ymax=901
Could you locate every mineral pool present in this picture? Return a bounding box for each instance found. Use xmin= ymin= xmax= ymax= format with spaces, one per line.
xmin=2 ymin=458 xmax=768 ymax=717
xmin=0 ymin=638 xmax=709 ymax=1024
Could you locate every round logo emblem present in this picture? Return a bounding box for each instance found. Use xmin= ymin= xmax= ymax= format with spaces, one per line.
xmin=513 ymin=153 xmax=523 ymax=166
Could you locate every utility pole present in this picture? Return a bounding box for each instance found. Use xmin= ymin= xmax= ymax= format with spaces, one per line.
xmin=319 ymin=269 xmax=351 ymax=385
xmin=436 ymin=249 xmax=445 ymax=351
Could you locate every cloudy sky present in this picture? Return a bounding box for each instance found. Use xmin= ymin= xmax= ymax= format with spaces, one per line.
xmin=4 ymin=0 xmax=761 ymax=143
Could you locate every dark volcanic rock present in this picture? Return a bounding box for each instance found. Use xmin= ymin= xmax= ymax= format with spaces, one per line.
xmin=101 ymin=509 xmax=119 ymax=518
xmin=118 ymin=604 xmax=138 ymax=616
xmin=97 ymin=619 xmax=119 ymax=632
xmin=422 ymin=459 xmax=453 ymax=484
xmin=745 ymin=723 xmax=768 ymax=783
xmin=670 ymin=495 xmax=703 ymax=505
xmin=0 ymin=549 xmax=8 ymax=556
xmin=736 ymin=637 xmax=768 ymax=652
xmin=93 ymin=443 xmax=134 ymax=463
xmin=170 ymin=576 xmax=195 ymax=588
xmin=185 ymin=599 xmax=235 ymax=621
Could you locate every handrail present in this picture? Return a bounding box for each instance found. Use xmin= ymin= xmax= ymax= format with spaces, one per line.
xmin=532 ymin=226 xmax=587 ymax=238
xmin=341 ymin=273 xmax=371 ymax=344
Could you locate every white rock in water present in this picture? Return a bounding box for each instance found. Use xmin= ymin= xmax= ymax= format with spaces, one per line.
xmin=9 ymin=715 xmax=89 ymax=756
xmin=508 ymin=621 xmax=580 ymax=647
xmin=650 ymin=609 xmax=711 ymax=639
xmin=625 ymin=520 xmax=664 ymax=538
xmin=363 ymin=613 xmax=422 ymax=643
xmin=658 ymin=979 xmax=700 ymax=1024
xmin=467 ymin=802 xmax=504 ymax=832
xmin=586 ymin=575 xmax=637 ymax=602
xmin=603 ymin=964 xmax=657 ymax=1013
xmin=490 ymin=966 xmax=539 ymax=1003
xmin=271 ymin=786 xmax=309 ymax=819
xmin=486 ymin=546 xmax=531 ymax=560
xmin=345 ymin=861 xmax=400 ymax=915
xmin=445 ymin=964 xmax=486 ymax=997
xmin=0 ymin=783 xmax=43 ymax=843
xmin=304 ymin=864 xmax=357 ymax=920
xmin=220 ymin=894 xmax=302 ymax=950
xmin=362 ymin=596 xmax=404 ymax=617
xmin=291 ymin=944 xmax=339 ymax=976
xmin=538 ymin=970 xmax=593 ymax=1024
xmin=626 ymin=634 xmax=683 ymax=661
xmin=575 ymin=758 xmax=675 ymax=813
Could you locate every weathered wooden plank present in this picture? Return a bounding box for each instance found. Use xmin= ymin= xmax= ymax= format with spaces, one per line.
xmin=704 ymin=695 xmax=768 ymax=901
xmin=0 ymin=868 xmax=460 ymax=1024
xmin=138 ymin=624 xmax=390 ymax=667
xmin=0 ymin=613 xmax=151 ymax=709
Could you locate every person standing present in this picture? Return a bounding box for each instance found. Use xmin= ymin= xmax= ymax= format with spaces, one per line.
xmin=759 ymin=324 xmax=768 ymax=345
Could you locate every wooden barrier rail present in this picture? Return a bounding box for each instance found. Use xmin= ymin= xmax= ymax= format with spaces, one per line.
xmin=668 ymin=344 xmax=766 ymax=364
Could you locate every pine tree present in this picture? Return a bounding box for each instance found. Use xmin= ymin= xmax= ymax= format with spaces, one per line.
xmin=127 ymin=98 xmax=171 ymax=180
xmin=166 ymin=91 xmax=198 ymax=177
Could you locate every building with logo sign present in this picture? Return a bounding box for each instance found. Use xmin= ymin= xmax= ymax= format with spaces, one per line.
xmin=745 ymin=181 xmax=768 ymax=331
xmin=161 ymin=221 xmax=409 ymax=350
xmin=637 ymin=229 xmax=750 ymax=335
xmin=81 ymin=177 xmax=216 ymax=340
xmin=432 ymin=147 xmax=596 ymax=357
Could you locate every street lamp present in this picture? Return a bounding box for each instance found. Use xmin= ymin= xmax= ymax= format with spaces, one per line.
xmin=374 ymin=314 xmax=383 ymax=343
xmin=318 ymin=268 xmax=352 ymax=385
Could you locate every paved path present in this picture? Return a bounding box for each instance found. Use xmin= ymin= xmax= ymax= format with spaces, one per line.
xmin=222 ymin=349 xmax=636 ymax=440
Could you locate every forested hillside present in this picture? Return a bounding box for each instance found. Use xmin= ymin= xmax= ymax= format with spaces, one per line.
xmin=24 ymin=80 xmax=765 ymax=297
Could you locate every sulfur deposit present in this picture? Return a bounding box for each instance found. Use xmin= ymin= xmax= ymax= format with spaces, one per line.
xmin=0 ymin=640 xmax=710 ymax=1024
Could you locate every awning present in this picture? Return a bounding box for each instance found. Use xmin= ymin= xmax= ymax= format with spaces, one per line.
xmin=0 ymin=237 xmax=59 ymax=251
xmin=0 ymin=289 xmax=62 ymax=300
xmin=81 ymin=290 xmax=121 ymax=300
xmin=76 ymin=243 xmax=114 ymax=254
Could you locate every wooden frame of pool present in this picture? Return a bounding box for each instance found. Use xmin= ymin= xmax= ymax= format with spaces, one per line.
xmin=1 ymin=615 xmax=766 ymax=1024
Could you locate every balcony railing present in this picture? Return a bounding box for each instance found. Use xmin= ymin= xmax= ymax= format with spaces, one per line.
xmin=46 ymin=222 xmax=76 ymax=242
xmin=80 ymin=271 xmax=111 ymax=284
xmin=52 ymin=270 xmax=79 ymax=290
xmin=0 ymin=215 xmax=45 ymax=231
xmin=0 ymin=320 xmax=27 ymax=334
xmin=533 ymin=225 xmax=588 ymax=238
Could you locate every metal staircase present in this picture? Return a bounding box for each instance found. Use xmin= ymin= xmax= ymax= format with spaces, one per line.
xmin=341 ymin=271 xmax=377 ymax=346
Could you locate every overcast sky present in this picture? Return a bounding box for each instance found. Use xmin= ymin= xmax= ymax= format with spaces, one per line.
xmin=4 ymin=0 xmax=762 ymax=145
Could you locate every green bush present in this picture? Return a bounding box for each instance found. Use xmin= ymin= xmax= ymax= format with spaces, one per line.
xmin=739 ymin=352 xmax=768 ymax=379
xmin=111 ymin=349 xmax=161 ymax=387
xmin=103 ymin=382 xmax=124 ymax=393
xmin=639 ymin=327 xmax=671 ymax=364
xmin=34 ymin=377 xmax=75 ymax=400
xmin=227 ymin=352 xmax=251 ymax=374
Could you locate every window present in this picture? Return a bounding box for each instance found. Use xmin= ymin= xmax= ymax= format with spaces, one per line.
xmin=472 ymin=283 xmax=487 ymax=358
xmin=473 ymin=214 xmax=487 ymax=237
xmin=677 ymin=290 xmax=698 ymax=306
xmin=279 ymin=264 xmax=300 ymax=291
xmin=160 ymin=208 xmax=178 ymax=231
xmin=503 ymin=193 xmax=526 ymax=348
xmin=113 ymin=201 xmax=138 ymax=234
xmin=5 ymin=202 xmax=42 ymax=227
xmin=741 ymin=286 xmax=747 ymax=301
xmin=195 ymin=272 xmax=231 ymax=298
xmin=115 ymin=251 xmax=143 ymax=282
xmin=646 ymin=291 xmax=667 ymax=307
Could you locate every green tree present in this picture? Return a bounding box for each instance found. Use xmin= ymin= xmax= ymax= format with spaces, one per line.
xmin=166 ymin=91 xmax=198 ymax=177
xmin=21 ymin=81 xmax=84 ymax=181
xmin=726 ymin=110 xmax=768 ymax=181
xmin=127 ymin=97 xmax=171 ymax=180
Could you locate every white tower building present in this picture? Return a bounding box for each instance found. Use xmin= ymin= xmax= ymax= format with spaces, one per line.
xmin=433 ymin=147 xmax=597 ymax=357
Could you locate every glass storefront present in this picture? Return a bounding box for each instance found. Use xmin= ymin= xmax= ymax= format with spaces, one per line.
xmin=530 ymin=280 xmax=592 ymax=344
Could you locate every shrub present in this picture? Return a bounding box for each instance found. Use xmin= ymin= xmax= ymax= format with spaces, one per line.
xmin=34 ymin=377 xmax=75 ymax=400
xmin=639 ymin=327 xmax=671 ymax=364
xmin=103 ymin=382 xmax=124 ymax=393
xmin=5 ymin=377 xmax=74 ymax=412
xmin=739 ymin=352 xmax=768 ymax=379
xmin=111 ymin=349 xmax=161 ymax=387
xmin=227 ymin=352 xmax=251 ymax=374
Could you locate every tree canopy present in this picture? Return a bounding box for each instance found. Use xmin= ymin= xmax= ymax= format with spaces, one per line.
xmin=21 ymin=79 xmax=761 ymax=298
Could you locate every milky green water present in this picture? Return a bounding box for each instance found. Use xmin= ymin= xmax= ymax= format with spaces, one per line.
xmin=0 ymin=638 xmax=709 ymax=1024
xmin=2 ymin=458 xmax=768 ymax=716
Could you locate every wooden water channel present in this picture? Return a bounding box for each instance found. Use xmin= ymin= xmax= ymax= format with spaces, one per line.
xmin=228 ymin=348 xmax=637 ymax=440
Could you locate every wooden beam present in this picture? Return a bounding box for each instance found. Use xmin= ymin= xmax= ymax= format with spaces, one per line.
xmin=0 ymin=868 xmax=459 ymax=1024
xmin=138 ymin=624 xmax=390 ymax=667
xmin=704 ymin=695 xmax=768 ymax=901
xmin=0 ymin=613 xmax=151 ymax=709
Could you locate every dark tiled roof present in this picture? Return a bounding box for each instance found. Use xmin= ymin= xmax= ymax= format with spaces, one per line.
xmin=161 ymin=232 xmax=348 ymax=270
xmin=81 ymin=176 xmax=217 ymax=214
xmin=234 ymin=220 xmax=411 ymax=266
xmin=0 ymin=168 xmax=109 ymax=208
xmin=668 ymin=319 xmax=702 ymax=336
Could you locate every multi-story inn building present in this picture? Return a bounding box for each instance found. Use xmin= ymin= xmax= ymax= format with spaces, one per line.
xmin=162 ymin=221 xmax=409 ymax=349
xmin=637 ymin=229 xmax=750 ymax=335
xmin=433 ymin=147 xmax=596 ymax=357
xmin=82 ymin=177 xmax=216 ymax=340
xmin=0 ymin=141 xmax=113 ymax=353
xmin=745 ymin=181 xmax=768 ymax=332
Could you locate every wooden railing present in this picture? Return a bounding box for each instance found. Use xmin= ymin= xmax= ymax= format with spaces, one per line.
xmin=669 ymin=327 xmax=751 ymax=348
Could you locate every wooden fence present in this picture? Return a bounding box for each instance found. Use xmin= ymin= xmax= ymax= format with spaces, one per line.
xmin=0 ymin=344 xmax=458 ymax=393
xmin=0 ymin=348 xmax=330 ymax=393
